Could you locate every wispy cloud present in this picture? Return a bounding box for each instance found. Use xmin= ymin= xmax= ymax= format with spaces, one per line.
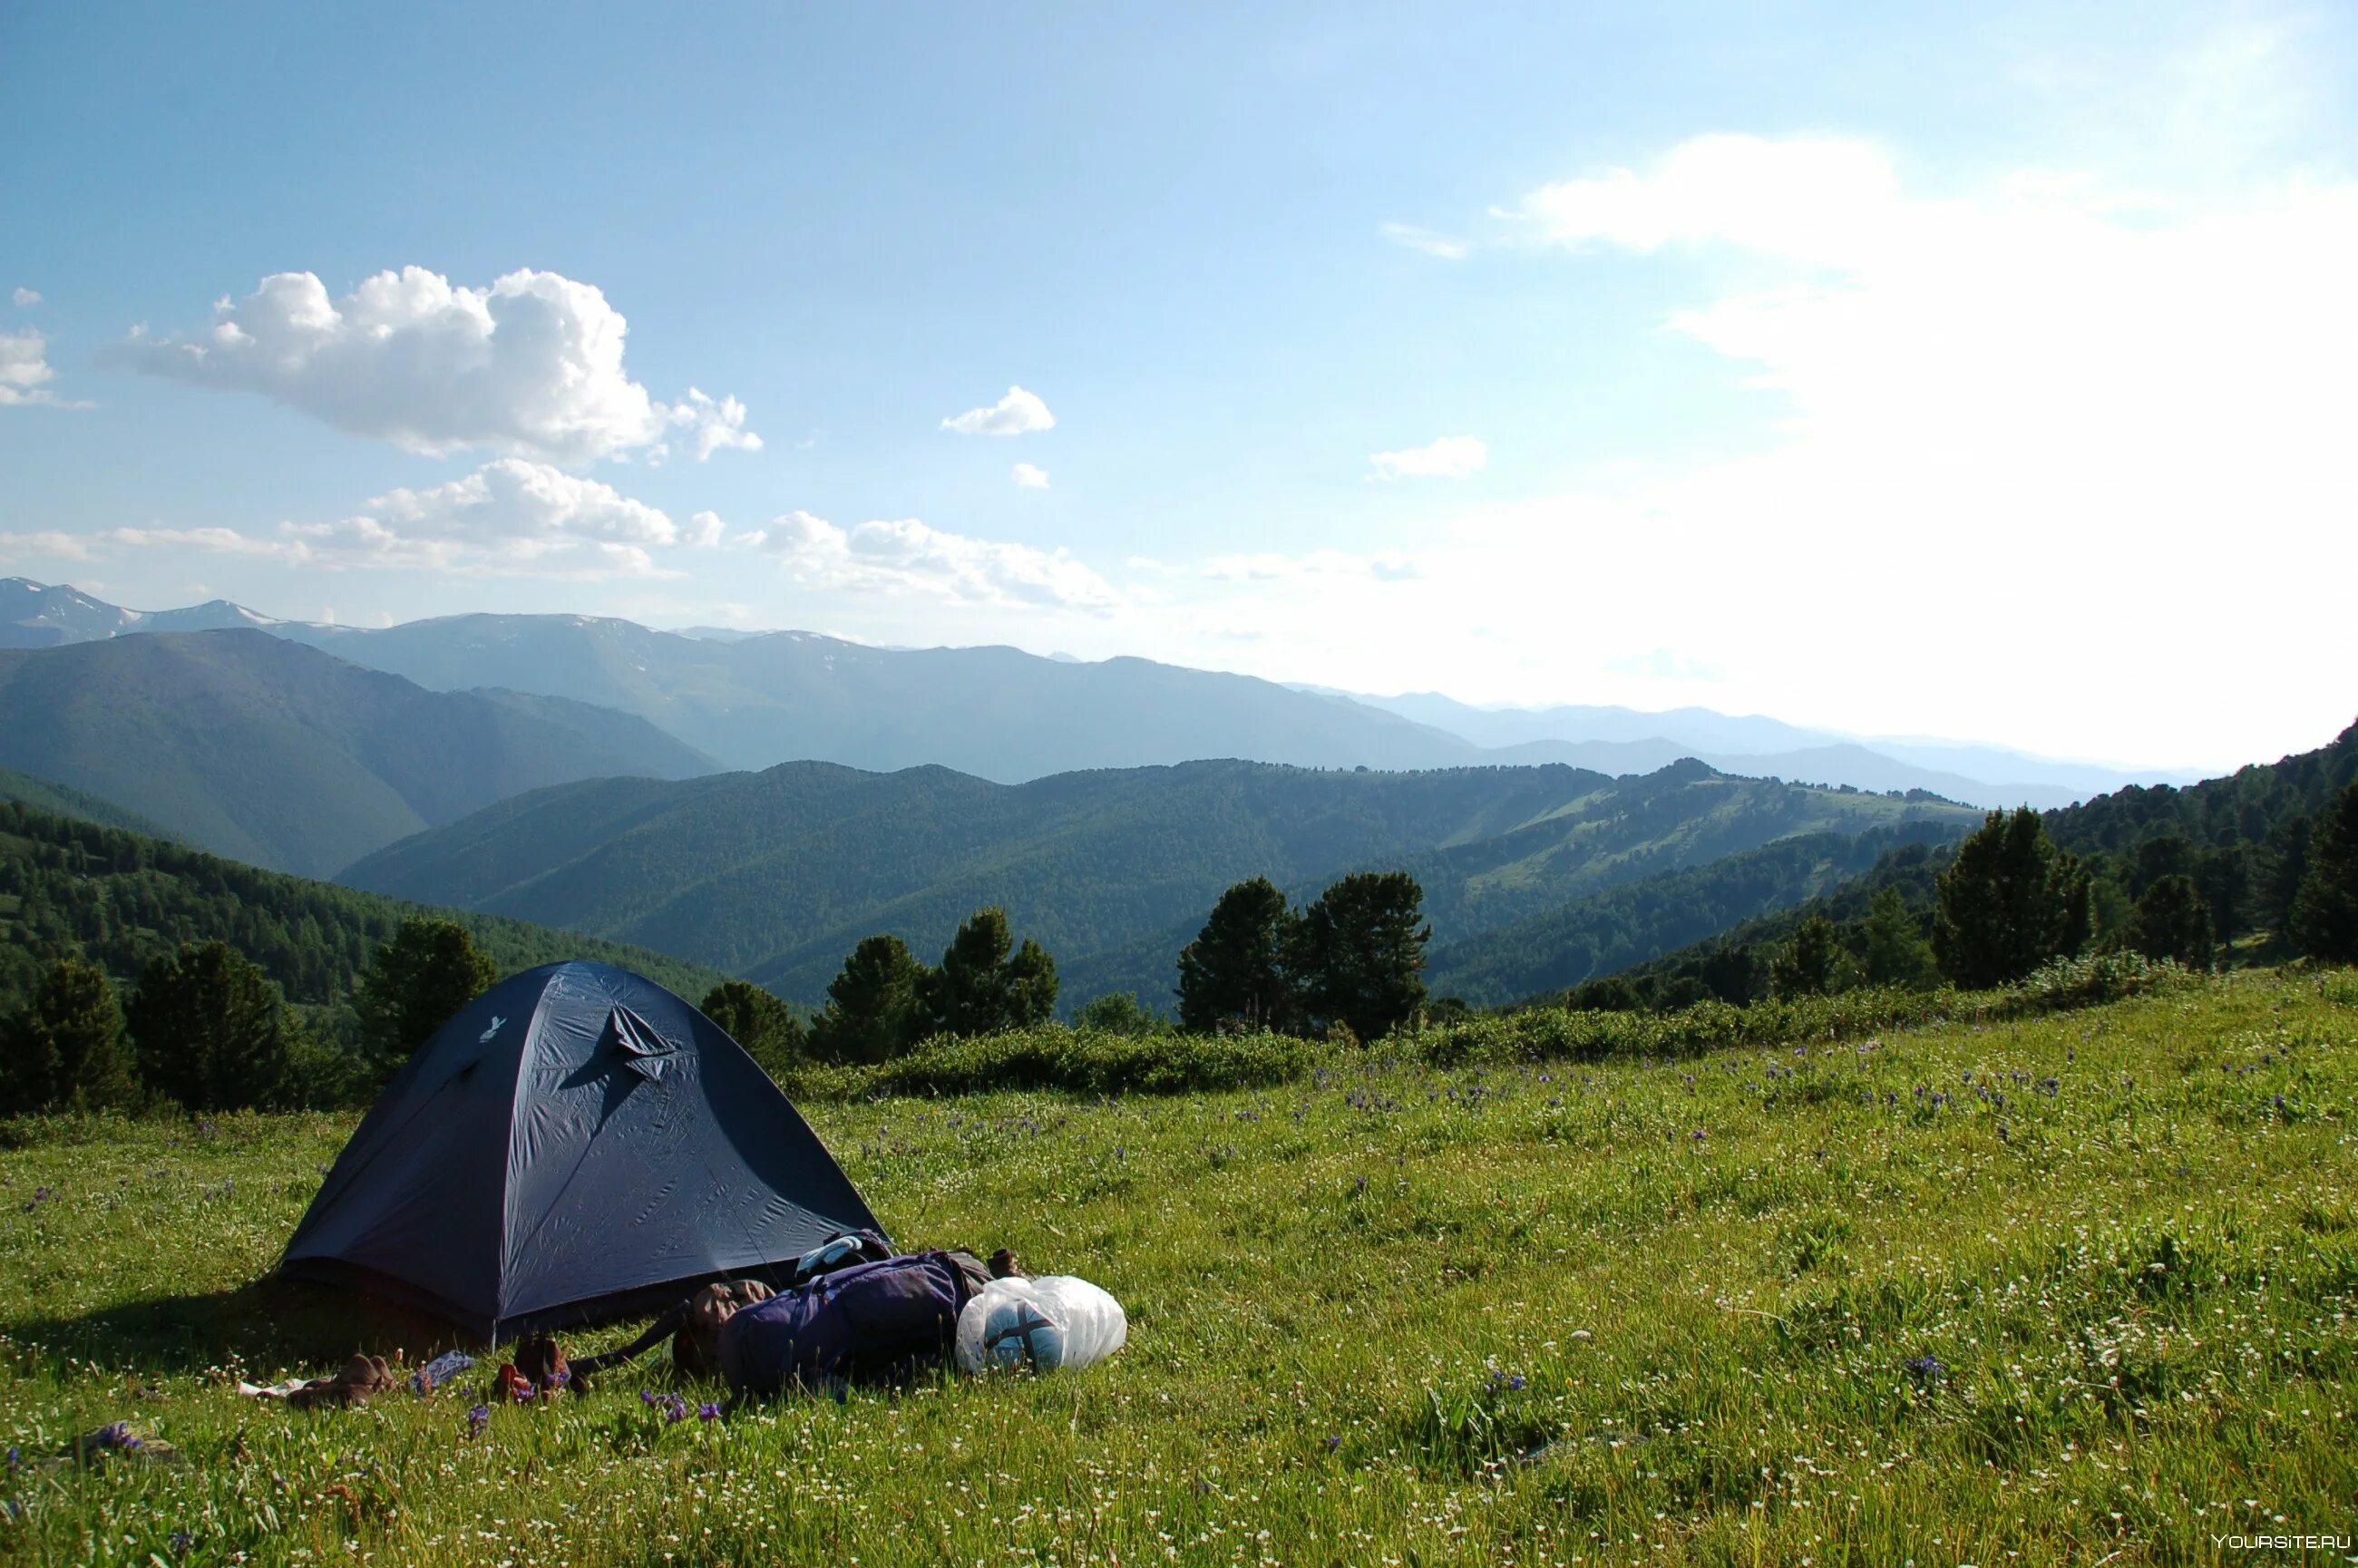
xmin=736 ymin=510 xmax=1116 ymax=611
xmin=1379 ymin=220 xmax=1471 ymax=260
xmin=1011 ymin=462 xmax=1051 ymax=489
xmin=1367 ymin=435 xmax=1486 ymax=481
xmin=940 ymin=385 xmax=1056 ymax=436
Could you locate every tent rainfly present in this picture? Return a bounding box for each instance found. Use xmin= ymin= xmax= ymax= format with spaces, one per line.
xmin=281 ymin=961 xmax=884 ymax=1340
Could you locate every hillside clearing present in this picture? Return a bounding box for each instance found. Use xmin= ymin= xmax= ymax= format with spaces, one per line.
xmin=0 ymin=970 xmax=2351 ymax=1564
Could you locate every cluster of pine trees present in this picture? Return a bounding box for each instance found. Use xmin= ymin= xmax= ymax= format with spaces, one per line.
xmin=1574 ymin=778 xmax=2358 ymax=1012
xmin=707 ymin=907 xmax=1061 ymax=1070
xmin=1174 ymin=871 xmax=1435 ymax=1042
xmin=0 ymin=916 xmax=500 ymax=1115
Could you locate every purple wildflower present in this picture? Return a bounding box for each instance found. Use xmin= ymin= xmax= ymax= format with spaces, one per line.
xmin=640 ymin=1388 xmax=658 ymax=1406
xmin=1324 ymin=1434 xmax=1342 ymax=1452
xmin=698 ymin=1401 xmax=722 ymax=1423
xmin=170 ymin=1530 xmax=193 ymax=1553
xmin=465 ymin=1404 xmax=490 ymax=1436
xmin=1904 ymin=1355 xmax=1944 ymax=1381
xmin=1508 ymin=1374 xmax=1526 ymax=1391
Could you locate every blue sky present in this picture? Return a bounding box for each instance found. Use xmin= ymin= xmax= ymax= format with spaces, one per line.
xmin=4 ymin=1 xmax=2353 ymax=770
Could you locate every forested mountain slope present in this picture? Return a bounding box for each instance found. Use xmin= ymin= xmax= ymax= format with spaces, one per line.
xmin=343 ymin=756 xmax=1979 ymax=1008
xmin=1423 ymin=822 xmax=1963 ymax=1005
xmin=1593 ymin=720 xmax=2358 ymax=1003
xmin=0 ymin=631 xmax=717 ymax=876
xmin=0 ymin=798 xmax=728 ymax=1019
xmin=0 ymin=765 xmax=180 ymax=841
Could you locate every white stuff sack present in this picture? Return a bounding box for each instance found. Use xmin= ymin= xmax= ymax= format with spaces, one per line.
xmin=955 ymin=1275 xmax=1127 ymax=1376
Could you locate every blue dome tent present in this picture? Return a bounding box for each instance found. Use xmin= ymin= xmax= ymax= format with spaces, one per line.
xmin=281 ymin=961 xmax=884 ymax=1340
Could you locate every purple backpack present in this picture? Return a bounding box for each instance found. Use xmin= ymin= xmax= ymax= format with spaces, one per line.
xmin=717 ymin=1251 xmax=989 ymax=1393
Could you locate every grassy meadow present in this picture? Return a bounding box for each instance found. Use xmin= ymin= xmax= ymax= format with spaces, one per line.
xmin=0 ymin=969 xmax=2352 ymax=1565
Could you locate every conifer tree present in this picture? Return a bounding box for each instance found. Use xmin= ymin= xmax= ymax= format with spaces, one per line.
xmin=931 ymin=907 xmax=1018 ymax=1036
xmin=1769 ymin=914 xmax=1845 ymax=998
xmin=2125 ymin=873 xmax=2215 ymax=968
xmin=1176 ymin=877 xmax=1301 ymax=1033
xmin=355 ymin=918 xmax=496 ymax=1065
xmin=1296 ymin=871 xmax=1430 ymax=1043
xmin=1860 ymin=887 xmax=1939 ymax=989
xmin=810 ymin=935 xmax=930 ymax=1064
xmin=129 ymin=941 xmax=294 ymax=1111
xmin=2290 ymin=783 xmax=2358 ymax=964
xmin=1005 ymin=938 xmax=1059 ymax=1027
xmin=700 ymin=979 xmax=807 ymax=1077
xmin=1 ymin=959 xmax=135 ymax=1113
xmin=1933 ymin=808 xmax=2092 ymax=988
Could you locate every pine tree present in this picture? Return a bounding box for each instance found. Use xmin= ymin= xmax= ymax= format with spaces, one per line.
xmin=699 ymin=979 xmax=807 ymax=1077
xmin=1860 ymin=888 xmax=1939 ymax=989
xmin=128 ymin=940 xmax=294 ymax=1111
xmin=1296 ymin=871 xmax=1430 ymax=1044
xmin=1769 ymin=914 xmax=1844 ymax=998
xmin=354 ymin=918 xmax=496 ymax=1065
xmin=1176 ymin=877 xmax=1301 ymax=1033
xmin=0 ymin=1002 xmax=63 ymax=1115
xmin=2290 ymin=783 xmax=2358 ymax=964
xmin=1933 ymin=809 xmax=2093 ymax=989
xmin=921 ymin=909 xmax=1061 ymax=1036
xmin=2256 ymin=812 xmax=2313 ymax=942
xmin=1005 ymin=938 xmax=1059 ymax=1027
xmin=809 ymin=935 xmax=930 ymax=1064
xmin=2125 ymin=873 xmax=2215 ymax=968
xmin=931 ymin=908 xmax=1017 ymax=1036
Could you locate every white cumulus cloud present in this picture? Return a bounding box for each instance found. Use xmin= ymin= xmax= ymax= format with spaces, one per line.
xmin=737 ymin=510 xmax=1116 ymax=611
xmin=107 ymin=266 xmax=759 ymax=466
xmin=941 ymin=385 xmax=1056 ymax=436
xmin=11 ymin=287 xmax=41 ymax=307
xmin=1367 ymin=435 xmax=1487 ymax=481
xmin=1011 ymin=462 xmax=1051 ymax=489
xmin=83 ymin=460 xmax=691 ymax=579
xmin=0 ymin=330 xmax=88 ymax=408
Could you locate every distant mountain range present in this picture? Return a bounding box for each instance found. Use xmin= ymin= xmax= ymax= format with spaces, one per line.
xmin=0 ymin=630 xmax=715 ymax=876
xmin=0 ymin=576 xmax=284 ymax=645
xmin=1334 ymin=690 xmax=2202 ymax=805
xmin=338 ymin=755 xmax=1980 ymax=1011
xmin=2 ymin=579 xmax=2191 ymax=807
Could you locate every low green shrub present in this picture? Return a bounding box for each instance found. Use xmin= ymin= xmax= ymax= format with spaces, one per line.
xmin=816 ymin=1025 xmax=1313 ymax=1099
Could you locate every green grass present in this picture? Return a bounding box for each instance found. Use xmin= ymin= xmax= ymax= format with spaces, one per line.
xmin=0 ymin=969 xmax=2351 ymax=1564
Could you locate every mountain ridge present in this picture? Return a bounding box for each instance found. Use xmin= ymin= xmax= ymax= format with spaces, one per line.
xmin=0 ymin=630 xmax=719 ymax=876
xmin=340 ymin=755 xmax=1983 ymax=1011
xmin=5 ymin=579 xmax=2190 ymax=806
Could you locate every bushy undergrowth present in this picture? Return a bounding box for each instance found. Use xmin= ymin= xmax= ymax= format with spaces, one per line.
xmin=781 ymin=957 xmax=2211 ymax=1100
xmin=784 ymin=1022 xmax=1314 ymax=1100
